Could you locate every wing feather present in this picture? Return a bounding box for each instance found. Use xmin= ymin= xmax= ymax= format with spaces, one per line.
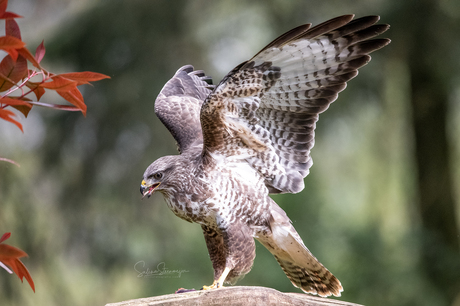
xmin=155 ymin=65 xmax=214 ymax=153
xmin=200 ymin=15 xmax=390 ymax=194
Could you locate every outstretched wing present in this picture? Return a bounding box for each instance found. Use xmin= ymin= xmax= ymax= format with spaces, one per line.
xmin=155 ymin=65 xmax=214 ymax=153
xmin=200 ymin=15 xmax=390 ymax=194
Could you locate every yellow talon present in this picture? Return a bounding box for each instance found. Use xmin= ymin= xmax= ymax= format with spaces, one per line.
xmin=202 ymin=267 xmax=230 ymax=290
xmin=202 ymin=280 xmax=219 ymax=290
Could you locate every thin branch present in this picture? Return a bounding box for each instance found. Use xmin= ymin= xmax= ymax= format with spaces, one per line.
xmin=0 ymin=261 xmax=13 ymax=274
xmin=27 ymin=100 xmax=81 ymax=111
xmin=0 ymin=157 xmax=20 ymax=167
xmin=1 ymin=68 xmax=50 ymax=100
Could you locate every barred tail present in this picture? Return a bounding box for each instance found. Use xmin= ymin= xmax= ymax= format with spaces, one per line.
xmin=274 ymin=254 xmax=342 ymax=297
xmin=257 ymin=199 xmax=343 ymax=297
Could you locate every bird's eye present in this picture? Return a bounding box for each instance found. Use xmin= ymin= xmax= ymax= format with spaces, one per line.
xmin=153 ymin=172 xmax=163 ymax=180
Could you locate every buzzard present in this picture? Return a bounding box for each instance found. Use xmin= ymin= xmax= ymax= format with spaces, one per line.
xmin=141 ymin=15 xmax=390 ymax=297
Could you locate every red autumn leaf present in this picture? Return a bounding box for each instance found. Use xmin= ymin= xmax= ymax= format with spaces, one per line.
xmin=10 ymin=104 xmax=32 ymax=117
xmin=55 ymin=71 xmax=111 ymax=85
xmin=0 ymin=108 xmax=22 ymax=131
xmin=0 ymin=54 xmax=28 ymax=91
xmin=4 ymin=55 xmax=28 ymax=80
xmin=0 ymin=35 xmax=25 ymax=51
xmin=0 ymin=0 xmax=7 ymax=16
xmin=0 ymin=0 xmax=21 ymax=19
xmin=0 ymin=233 xmax=35 ymax=292
xmin=0 ymin=11 xmax=22 ymax=19
xmin=6 ymin=19 xmax=21 ymax=40
xmin=0 ymin=97 xmax=32 ymax=107
xmin=34 ymin=40 xmax=45 ymax=64
xmin=0 ymin=71 xmax=15 ymax=90
xmin=17 ymin=48 xmax=41 ymax=69
xmin=57 ymin=87 xmax=86 ymax=115
xmin=0 ymin=242 xmax=26 ymax=258
xmin=25 ymin=81 xmax=46 ymax=101
xmin=39 ymin=76 xmax=77 ymax=91
xmin=0 ymin=232 xmax=11 ymax=243
xmin=0 ymin=97 xmax=33 ymax=117
xmin=8 ymin=48 xmax=18 ymax=61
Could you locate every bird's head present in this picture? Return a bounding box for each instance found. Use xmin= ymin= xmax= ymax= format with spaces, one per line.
xmin=140 ymin=155 xmax=180 ymax=198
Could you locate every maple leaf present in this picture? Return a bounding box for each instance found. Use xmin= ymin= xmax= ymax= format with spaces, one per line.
xmin=0 ymin=233 xmax=35 ymax=292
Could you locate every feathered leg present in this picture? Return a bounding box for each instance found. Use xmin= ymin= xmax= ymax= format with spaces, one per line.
xmin=201 ymin=222 xmax=255 ymax=289
xmin=201 ymin=225 xmax=226 ymax=288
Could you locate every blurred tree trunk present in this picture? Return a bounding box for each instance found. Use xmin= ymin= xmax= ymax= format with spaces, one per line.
xmin=402 ymin=0 xmax=460 ymax=303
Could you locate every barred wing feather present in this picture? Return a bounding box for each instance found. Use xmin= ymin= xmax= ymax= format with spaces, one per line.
xmin=154 ymin=65 xmax=214 ymax=153
xmin=200 ymin=15 xmax=390 ymax=194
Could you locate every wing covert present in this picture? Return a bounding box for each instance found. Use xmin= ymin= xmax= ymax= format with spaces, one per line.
xmin=200 ymin=15 xmax=390 ymax=194
xmin=155 ymin=65 xmax=214 ymax=153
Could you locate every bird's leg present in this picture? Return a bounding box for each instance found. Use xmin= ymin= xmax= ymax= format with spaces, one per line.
xmin=201 ymin=221 xmax=255 ymax=290
xmin=201 ymin=225 xmax=227 ymax=290
xmin=216 ymin=266 xmax=231 ymax=287
xmin=202 ymin=267 xmax=231 ymax=290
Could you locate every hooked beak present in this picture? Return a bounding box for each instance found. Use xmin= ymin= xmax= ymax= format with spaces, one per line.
xmin=140 ymin=180 xmax=161 ymax=199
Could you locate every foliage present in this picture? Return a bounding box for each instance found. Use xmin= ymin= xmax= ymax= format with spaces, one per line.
xmin=0 ymin=0 xmax=109 ymax=135
xmin=0 ymin=233 xmax=34 ymax=292
xmin=0 ymin=0 xmax=109 ymax=293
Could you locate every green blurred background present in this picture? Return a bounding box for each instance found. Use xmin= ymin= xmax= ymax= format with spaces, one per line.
xmin=1 ymin=0 xmax=459 ymax=305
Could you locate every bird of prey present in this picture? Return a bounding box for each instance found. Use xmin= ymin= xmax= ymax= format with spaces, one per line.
xmin=141 ymin=15 xmax=390 ymax=297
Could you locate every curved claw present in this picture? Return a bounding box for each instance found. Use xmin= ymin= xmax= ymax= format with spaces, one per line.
xmin=201 ymin=280 xmax=220 ymax=290
xmin=201 ymin=267 xmax=231 ymax=290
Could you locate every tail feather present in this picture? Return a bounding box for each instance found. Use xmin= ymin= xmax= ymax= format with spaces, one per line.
xmin=274 ymin=255 xmax=342 ymax=297
xmin=256 ymin=200 xmax=343 ymax=297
